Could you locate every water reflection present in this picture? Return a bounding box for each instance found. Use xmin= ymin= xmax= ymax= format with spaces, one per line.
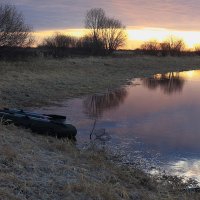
xmin=34 ymin=69 xmax=200 ymax=182
xmin=81 ymin=70 xmax=200 ymax=180
xmin=142 ymin=72 xmax=185 ymax=95
xmin=83 ymin=88 xmax=127 ymax=118
xmin=170 ymin=159 xmax=200 ymax=182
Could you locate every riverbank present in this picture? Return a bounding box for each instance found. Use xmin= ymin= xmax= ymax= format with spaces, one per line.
xmin=0 ymin=56 xmax=200 ymax=107
xmin=1 ymin=124 xmax=200 ymax=200
xmin=1 ymin=56 xmax=200 ymax=199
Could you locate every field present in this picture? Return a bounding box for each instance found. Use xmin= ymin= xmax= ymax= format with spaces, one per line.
xmin=0 ymin=56 xmax=200 ymax=199
xmin=0 ymin=56 xmax=200 ymax=107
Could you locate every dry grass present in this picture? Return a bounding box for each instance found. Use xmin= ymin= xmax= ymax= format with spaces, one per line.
xmin=0 ymin=56 xmax=200 ymax=107
xmin=0 ymin=124 xmax=199 ymax=199
xmin=0 ymin=56 xmax=200 ymax=199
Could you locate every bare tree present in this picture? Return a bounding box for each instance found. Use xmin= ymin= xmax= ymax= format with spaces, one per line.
xmin=39 ymin=33 xmax=80 ymax=57
xmin=85 ymin=8 xmax=126 ymax=54
xmin=0 ymin=4 xmax=33 ymax=47
xmin=40 ymin=33 xmax=78 ymax=48
xmin=140 ymin=40 xmax=160 ymax=55
xmin=85 ymin=8 xmax=106 ymax=42
xmin=160 ymin=36 xmax=185 ymax=56
xmin=101 ymin=18 xmax=126 ymax=53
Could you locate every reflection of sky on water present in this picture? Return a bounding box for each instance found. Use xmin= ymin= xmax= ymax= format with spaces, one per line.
xmin=35 ymin=70 xmax=200 ymax=182
xmin=169 ymin=159 xmax=200 ymax=182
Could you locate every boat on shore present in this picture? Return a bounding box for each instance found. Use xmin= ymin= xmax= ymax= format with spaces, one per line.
xmin=0 ymin=108 xmax=77 ymax=140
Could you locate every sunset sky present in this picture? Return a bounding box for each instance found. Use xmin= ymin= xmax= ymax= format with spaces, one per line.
xmin=3 ymin=0 xmax=200 ymax=49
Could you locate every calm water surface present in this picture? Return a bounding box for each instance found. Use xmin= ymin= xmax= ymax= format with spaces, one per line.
xmin=36 ymin=70 xmax=200 ymax=181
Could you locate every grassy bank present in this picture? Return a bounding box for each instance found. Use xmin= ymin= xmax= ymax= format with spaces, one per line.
xmin=0 ymin=56 xmax=200 ymax=107
xmin=0 ymin=56 xmax=200 ymax=199
xmin=0 ymin=124 xmax=200 ymax=200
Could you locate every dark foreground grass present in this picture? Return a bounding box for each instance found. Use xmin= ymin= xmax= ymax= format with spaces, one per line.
xmin=0 ymin=124 xmax=200 ymax=200
xmin=0 ymin=56 xmax=200 ymax=107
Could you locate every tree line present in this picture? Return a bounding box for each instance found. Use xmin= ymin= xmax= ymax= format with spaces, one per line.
xmin=1 ymin=3 xmax=200 ymax=59
xmin=140 ymin=36 xmax=185 ymax=56
xmin=0 ymin=4 xmax=126 ymax=59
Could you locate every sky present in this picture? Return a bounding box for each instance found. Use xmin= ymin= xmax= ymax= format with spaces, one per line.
xmin=3 ymin=0 xmax=200 ymax=49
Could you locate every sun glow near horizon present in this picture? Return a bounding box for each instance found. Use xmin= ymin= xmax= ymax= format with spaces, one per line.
xmin=127 ymin=27 xmax=200 ymax=49
xmin=34 ymin=27 xmax=200 ymax=50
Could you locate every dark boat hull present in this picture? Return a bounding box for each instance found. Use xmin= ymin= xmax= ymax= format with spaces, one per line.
xmin=0 ymin=108 xmax=77 ymax=139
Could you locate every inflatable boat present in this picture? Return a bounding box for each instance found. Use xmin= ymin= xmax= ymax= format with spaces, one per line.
xmin=0 ymin=108 xmax=77 ymax=140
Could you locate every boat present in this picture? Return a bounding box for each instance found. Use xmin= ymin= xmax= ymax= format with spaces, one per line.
xmin=0 ymin=108 xmax=77 ymax=140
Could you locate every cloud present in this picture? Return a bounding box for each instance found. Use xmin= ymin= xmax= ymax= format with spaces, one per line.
xmin=2 ymin=0 xmax=200 ymax=31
